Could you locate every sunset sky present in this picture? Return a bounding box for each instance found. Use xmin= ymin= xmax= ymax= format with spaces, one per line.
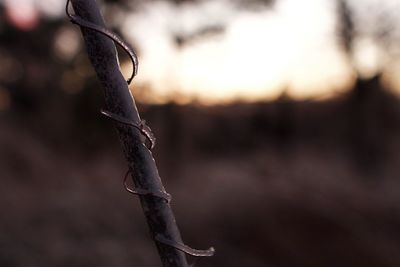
xmin=121 ymin=0 xmax=352 ymax=104
xmin=121 ymin=0 xmax=400 ymax=104
xmin=1 ymin=0 xmax=400 ymax=104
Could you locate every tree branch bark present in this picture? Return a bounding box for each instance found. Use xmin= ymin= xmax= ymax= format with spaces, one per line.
xmin=68 ymin=0 xmax=190 ymax=266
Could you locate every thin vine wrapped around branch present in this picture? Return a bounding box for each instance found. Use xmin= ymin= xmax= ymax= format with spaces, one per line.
xmin=65 ymin=0 xmax=214 ymax=266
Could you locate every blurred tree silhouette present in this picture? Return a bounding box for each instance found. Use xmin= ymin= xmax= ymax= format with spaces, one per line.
xmin=336 ymin=0 xmax=354 ymax=59
xmin=334 ymin=0 xmax=400 ymax=173
xmin=335 ymin=0 xmax=400 ymax=74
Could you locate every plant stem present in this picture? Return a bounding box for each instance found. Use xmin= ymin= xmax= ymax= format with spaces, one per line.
xmin=69 ymin=0 xmax=189 ymax=266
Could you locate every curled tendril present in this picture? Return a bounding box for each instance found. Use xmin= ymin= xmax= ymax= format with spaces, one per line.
xmin=124 ymin=168 xmax=171 ymax=202
xmin=155 ymin=234 xmax=215 ymax=257
xmin=100 ymin=109 xmax=156 ymax=150
xmin=66 ymin=0 xmax=138 ymax=84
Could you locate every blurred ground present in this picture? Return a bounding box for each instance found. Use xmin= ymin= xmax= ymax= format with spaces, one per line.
xmin=2 ymin=83 xmax=400 ymax=267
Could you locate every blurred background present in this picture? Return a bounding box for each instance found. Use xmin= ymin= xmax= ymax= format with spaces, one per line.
xmin=1 ymin=0 xmax=400 ymax=266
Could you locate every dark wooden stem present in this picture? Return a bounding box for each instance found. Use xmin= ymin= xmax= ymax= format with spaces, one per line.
xmin=69 ymin=0 xmax=189 ymax=266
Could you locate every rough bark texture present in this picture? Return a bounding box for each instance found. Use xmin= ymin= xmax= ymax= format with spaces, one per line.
xmin=69 ymin=0 xmax=189 ymax=266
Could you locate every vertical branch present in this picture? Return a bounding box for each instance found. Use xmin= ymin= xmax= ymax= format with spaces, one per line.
xmin=67 ymin=0 xmax=213 ymax=266
xmin=336 ymin=0 xmax=354 ymax=57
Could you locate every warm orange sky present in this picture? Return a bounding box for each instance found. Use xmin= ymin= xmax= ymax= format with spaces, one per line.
xmin=118 ymin=0 xmax=400 ymax=104
xmin=120 ymin=0 xmax=350 ymax=104
xmin=2 ymin=0 xmax=399 ymax=104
